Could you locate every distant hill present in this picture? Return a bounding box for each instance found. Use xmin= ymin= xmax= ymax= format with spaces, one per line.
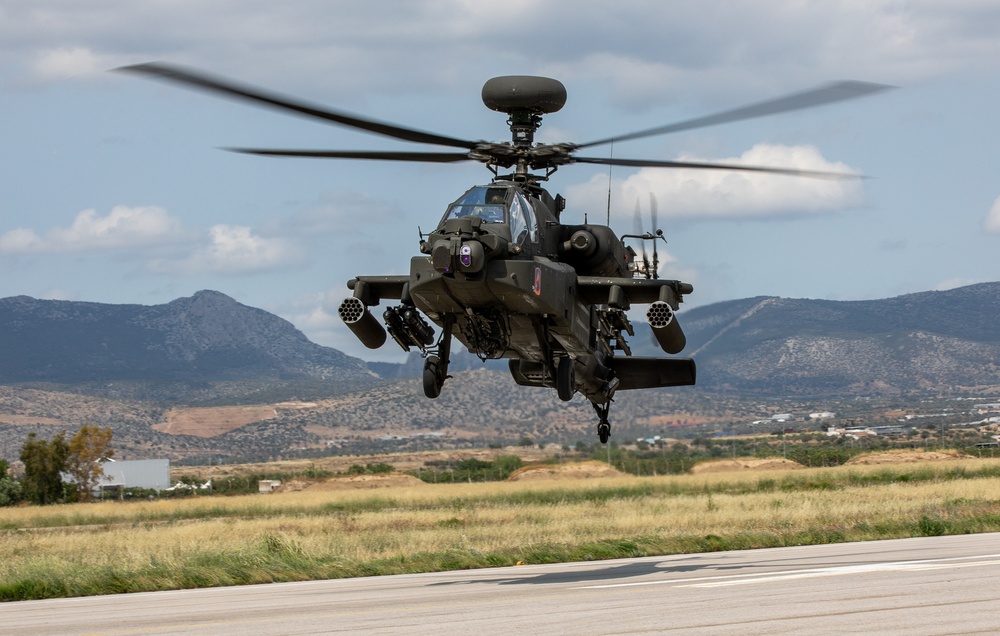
xmin=0 ymin=290 xmax=375 ymax=393
xmin=372 ymin=282 xmax=1000 ymax=396
xmin=670 ymin=282 xmax=1000 ymax=394
xmin=3 ymin=284 xmax=998 ymax=399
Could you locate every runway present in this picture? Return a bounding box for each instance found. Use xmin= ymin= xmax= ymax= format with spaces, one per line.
xmin=2 ymin=533 xmax=998 ymax=635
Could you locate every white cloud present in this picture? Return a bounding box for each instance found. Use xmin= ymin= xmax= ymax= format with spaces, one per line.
xmin=5 ymin=2 xmax=1000 ymax=93
xmin=150 ymin=224 xmax=302 ymax=275
xmin=0 ymin=206 xmax=185 ymax=253
xmin=934 ymin=277 xmax=980 ymax=291
xmin=33 ymin=47 xmax=110 ymax=80
xmin=567 ymin=144 xmax=864 ymax=222
xmin=0 ymin=227 xmax=45 ymax=253
xmin=984 ymin=195 xmax=1000 ymax=233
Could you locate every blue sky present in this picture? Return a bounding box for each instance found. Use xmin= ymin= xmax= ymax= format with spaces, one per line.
xmin=2 ymin=1 xmax=1000 ymax=361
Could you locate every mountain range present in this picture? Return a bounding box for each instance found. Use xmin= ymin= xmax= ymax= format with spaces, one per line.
xmin=2 ymin=283 xmax=999 ymax=398
xmin=0 ymin=290 xmax=374 ymax=392
xmin=1 ymin=283 xmax=998 ymax=462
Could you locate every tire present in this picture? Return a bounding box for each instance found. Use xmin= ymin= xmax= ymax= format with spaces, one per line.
xmin=598 ymin=423 xmax=610 ymax=444
xmin=423 ymin=356 xmax=442 ymax=399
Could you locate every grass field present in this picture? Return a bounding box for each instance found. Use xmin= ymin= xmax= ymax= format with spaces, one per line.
xmin=3 ymin=458 xmax=1000 ymax=601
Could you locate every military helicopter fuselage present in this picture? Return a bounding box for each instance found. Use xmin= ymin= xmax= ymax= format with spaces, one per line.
xmin=118 ymin=63 xmax=888 ymax=443
xmin=340 ymin=176 xmax=695 ymax=433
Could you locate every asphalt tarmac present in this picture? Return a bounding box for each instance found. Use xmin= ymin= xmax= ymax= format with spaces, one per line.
xmin=2 ymin=533 xmax=998 ymax=635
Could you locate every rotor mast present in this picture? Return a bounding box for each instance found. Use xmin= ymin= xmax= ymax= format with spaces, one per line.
xmin=481 ymin=75 xmax=567 ymax=182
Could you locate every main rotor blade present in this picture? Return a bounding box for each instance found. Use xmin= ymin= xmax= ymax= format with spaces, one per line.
xmin=649 ymin=192 xmax=658 ymax=232
xmin=649 ymin=193 xmax=659 ymax=280
xmin=225 ymin=148 xmax=476 ymax=163
xmin=116 ymin=62 xmax=480 ymax=151
xmin=577 ymin=81 xmax=892 ymax=149
xmin=572 ymin=155 xmax=862 ymax=179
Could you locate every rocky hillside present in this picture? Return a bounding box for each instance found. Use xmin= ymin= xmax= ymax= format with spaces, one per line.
xmin=3 ymin=283 xmax=999 ymax=400
xmin=672 ymin=282 xmax=1000 ymax=394
xmin=0 ymin=291 xmax=375 ymax=393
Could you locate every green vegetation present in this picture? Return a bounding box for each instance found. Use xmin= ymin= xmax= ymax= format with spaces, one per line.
xmin=0 ymin=458 xmax=22 ymax=507
xmin=412 ymin=455 xmax=523 ymax=483
xmin=8 ymin=427 xmax=116 ymax=506
xmin=19 ymin=431 xmax=69 ymax=505
xmin=64 ymin=425 xmax=114 ymax=502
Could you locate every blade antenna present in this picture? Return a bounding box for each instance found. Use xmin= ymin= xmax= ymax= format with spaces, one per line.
xmin=605 ymin=139 xmax=615 ymax=227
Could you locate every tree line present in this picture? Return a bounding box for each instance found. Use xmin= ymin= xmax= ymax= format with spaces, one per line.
xmin=0 ymin=425 xmax=114 ymax=506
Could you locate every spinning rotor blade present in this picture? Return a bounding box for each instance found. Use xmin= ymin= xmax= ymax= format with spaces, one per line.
xmin=225 ymin=148 xmax=475 ymax=163
xmin=633 ymin=201 xmax=650 ymax=278
xmin=116 ymin=62 xmax=480 ymax=151
xmin=649 ymin=193 xmax=659 ymax=280
xmin=572 ymin=156 xmax=861 ymax=179
xmin=577 ymin=81 xmax=892 ymax=150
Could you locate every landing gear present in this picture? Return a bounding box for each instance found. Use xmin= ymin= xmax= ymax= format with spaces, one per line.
xmin=422 ymin=316 xmax=453 ymax=399
xmin=598 ymin=423 xmax=610 ymax=445
xmin=556 ymin=356 xmax=575 ymax=402
xmin=592 ymin=402 xmax=611 ymax=444
xmin=423 ymin=355 xmax=445 ymax=398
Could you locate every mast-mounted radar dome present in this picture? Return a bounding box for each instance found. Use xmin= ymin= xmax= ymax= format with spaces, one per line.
xmin=481 ymin=76 xmax=567 ymax=115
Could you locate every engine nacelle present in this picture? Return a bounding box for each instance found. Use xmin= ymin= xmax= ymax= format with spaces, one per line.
xmin=338 ymin=297 xmax=387 ymax=349
xmin=558 ymin=224 xmax=628 ymax=277
xmin=646 ymin=300 xmax=686 ymax=354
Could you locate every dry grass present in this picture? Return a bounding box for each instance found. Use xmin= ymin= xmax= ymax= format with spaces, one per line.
xmin=3 ymin=459 xmax=1000 ymax=600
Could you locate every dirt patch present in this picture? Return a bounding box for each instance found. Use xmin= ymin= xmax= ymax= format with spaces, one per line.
xmin=507 ymin=461 xmax=626 ymax=481
xmin=303 ymin=474 xmax=426 ymax=490
xmin=689 ymin=458 xmax=805 ymax=474
xmin=155 ymin=405 xmax=278 ymax=438
xmin=845 ymin=450 xmax=972 ymax=465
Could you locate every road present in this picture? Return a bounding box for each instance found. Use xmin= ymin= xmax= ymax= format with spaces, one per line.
xmin=2 ymin=533 xmax=998 ymax=635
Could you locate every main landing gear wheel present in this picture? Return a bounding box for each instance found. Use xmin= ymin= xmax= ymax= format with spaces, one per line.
xmin=598 ymin=422 xmax=610 ymax=445
xmin=556 ymin=356 xmax=575 ymax=402
xmin=423 ymin=355 xmax=445 ymax=399
xmin=422 ymin=316 xmax=453 ymax=399
xmin=593 ymin=402 xmax=612 ymax=444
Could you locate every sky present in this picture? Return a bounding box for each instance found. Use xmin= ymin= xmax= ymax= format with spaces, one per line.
xmin=2 ymin=1 xmax=1000 ymax=362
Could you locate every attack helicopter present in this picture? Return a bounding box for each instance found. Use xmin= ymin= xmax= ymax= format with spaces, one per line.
xmin=119 ymin=63 xmax=888 ymax=443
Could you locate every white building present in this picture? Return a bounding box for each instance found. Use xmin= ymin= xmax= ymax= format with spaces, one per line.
xmin=97 ymin=459 xmax=170 ymax=492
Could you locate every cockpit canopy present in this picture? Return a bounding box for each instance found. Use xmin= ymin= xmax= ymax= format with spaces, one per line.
xmin=443 ymin=185 xmax=537 ymax=244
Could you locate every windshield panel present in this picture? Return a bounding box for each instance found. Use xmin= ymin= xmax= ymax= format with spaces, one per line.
xmin=514 ymin=192 xmax=537 ymax=243
xmin=445 ymin=186 xmax=509 ymax=224
xmin=509 ymin=194 xmax=527 ymax=244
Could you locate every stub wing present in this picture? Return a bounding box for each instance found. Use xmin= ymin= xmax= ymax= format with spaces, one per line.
xmin=576 ymin=277 xmax=692 ymax=307
xmin=578 ymin=277 xmax=691 ymax=354
xmin=347 ymin=275 xmax=409 ymax=303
